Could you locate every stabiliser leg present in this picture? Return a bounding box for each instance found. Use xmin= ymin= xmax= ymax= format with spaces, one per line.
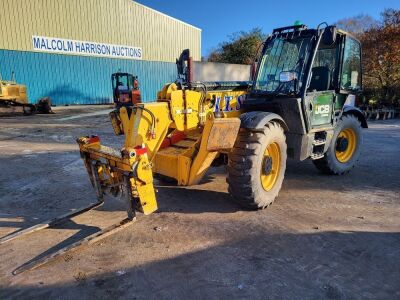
xmin=123 ymin=175 xmax=136 ymax=220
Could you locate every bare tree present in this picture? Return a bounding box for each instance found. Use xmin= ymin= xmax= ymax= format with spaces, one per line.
xmin=335 ymin=14 xmax=378 ymax=36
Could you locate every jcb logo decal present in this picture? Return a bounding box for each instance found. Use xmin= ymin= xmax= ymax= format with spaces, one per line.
xmin=315 ymin=104 xmax=330 ymax=116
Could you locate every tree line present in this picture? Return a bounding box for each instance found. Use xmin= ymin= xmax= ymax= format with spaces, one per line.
xmin=207 ymin=9 xmax=400 ymax=106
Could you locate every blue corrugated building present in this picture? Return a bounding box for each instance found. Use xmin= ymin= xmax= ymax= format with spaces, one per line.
xmin=0 ymin=0 xmax=201 ymax=105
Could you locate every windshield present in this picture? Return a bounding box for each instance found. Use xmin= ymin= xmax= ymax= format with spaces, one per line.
xmin=254 ymin=37 xmax=311 ymax=94
xmin=113 ymin=74 xmax=133 ymax=92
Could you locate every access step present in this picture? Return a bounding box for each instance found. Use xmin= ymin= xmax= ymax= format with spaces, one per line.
xmin=312 ymin=139 xmax=326 ymax=146
xmin=310 ymin=153 xmax=324 ymax=160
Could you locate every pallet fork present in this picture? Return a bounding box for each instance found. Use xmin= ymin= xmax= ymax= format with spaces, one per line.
xmin=0 ymin=161 xmax=136 ymax=275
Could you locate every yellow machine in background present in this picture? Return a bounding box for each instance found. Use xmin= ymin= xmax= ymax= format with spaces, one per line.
xmin=0 ymin=70 xmax=52 ymax=115
xmin=0 ymin=71 xmax=33 ymax=114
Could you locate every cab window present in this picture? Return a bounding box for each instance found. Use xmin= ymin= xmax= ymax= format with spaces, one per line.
xmin=341 ymin=37 xmax=361 ymax=90
xmin=308 ymin=47 xmax=337 ymax=91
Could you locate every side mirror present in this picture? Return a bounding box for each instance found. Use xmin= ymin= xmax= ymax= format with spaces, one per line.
xmin=322 ymin=26 xmax=337 ymax=45
xmin=279 ymin=71 xmax=297 ymax=83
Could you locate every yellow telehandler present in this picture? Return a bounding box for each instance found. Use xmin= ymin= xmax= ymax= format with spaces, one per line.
xmin=1 ymin=23 xmax=367 ymax=274
xmin=0 ymin=70 xmax=52 ymax=115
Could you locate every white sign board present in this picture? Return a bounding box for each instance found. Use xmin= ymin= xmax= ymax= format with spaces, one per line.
xmin=32 ymin=36 xmax=142 ymax=60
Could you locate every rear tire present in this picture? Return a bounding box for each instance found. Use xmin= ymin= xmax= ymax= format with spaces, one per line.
xmin=313 ymin=114 xmax=362 ymax=175
xmin=227 ymin=122 xmax=287 ymax=209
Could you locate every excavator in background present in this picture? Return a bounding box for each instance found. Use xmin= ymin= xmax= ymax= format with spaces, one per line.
xmin=0 ymin=70 xmax=52 ymax=115
xmin=112 ymin=72 xmax=141 ymax=107
xmin=0 ymin=23 xmax=368 ymax=275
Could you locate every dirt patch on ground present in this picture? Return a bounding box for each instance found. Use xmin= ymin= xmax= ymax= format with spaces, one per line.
xmin=0 ymin=106 xmax=399 ymax=299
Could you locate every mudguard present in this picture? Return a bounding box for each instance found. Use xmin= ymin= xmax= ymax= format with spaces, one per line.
xmin=343 ymin=105 xmax=368 ymax=128
xmin=239 ymin=111 xmax=288 ymax=131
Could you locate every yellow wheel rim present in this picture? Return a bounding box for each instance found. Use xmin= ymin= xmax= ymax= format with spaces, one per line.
xmin=260 ymin=142 xmax=281 ymax=191
xmin=335 ymin=128 xmax=357 ymax=163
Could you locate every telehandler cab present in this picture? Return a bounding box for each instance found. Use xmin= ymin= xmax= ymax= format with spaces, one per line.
xmin=1 ymin=23 xmax=367 ymax=274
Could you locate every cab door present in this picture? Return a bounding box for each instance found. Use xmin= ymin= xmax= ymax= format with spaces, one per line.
xmin=335 ymin=36 xmax=362 ymax=111
xmin=305 ymin=43 xmax=339 ymax=129
xmin=308 ymin=91 xmax=335 ymax=127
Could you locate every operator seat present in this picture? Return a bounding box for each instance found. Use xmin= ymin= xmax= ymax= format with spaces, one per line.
xmin=308 ymin=66 xmax=331 ymax=91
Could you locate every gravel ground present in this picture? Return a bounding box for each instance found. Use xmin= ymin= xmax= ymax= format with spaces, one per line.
xmin=0 ymin=106 xmax=399 ymax=299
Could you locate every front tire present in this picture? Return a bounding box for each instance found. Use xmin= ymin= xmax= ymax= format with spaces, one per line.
xmin=227 ymin=122 xmax=287 ymax=209
xmin=313 ymin=114 xmax=363 ymax=175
